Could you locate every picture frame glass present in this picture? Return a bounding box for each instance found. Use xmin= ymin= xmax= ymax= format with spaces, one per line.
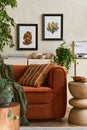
xmin=42 ymin=14 xmax=63 ymax=40
xmin=17 ymin=24 xmax=38 ymax=50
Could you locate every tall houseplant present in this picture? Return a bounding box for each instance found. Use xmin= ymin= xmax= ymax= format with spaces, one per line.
xmin=0 ymin=0 xmax=17 ymax=51
xmin=54 ymin=41 xmax=75 ymax=72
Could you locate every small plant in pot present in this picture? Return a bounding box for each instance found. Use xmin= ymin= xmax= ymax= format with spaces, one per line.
xmin=0 ymin=78 xmax=14 ymax=106
xmin=54 ymin=41 xmax=75 ymax=73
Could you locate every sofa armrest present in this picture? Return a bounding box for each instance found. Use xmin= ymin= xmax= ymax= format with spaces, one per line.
xmin=48 ymin=65 xmax=67 ymax=118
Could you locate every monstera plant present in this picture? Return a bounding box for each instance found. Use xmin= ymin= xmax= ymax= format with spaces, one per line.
xmin=54 ymin=41 xmax=75 ymax=72
xmin=0 ymin=0 xmax=17 ymax=51
xmin=0 ymin=78 xmax=14 ymax=106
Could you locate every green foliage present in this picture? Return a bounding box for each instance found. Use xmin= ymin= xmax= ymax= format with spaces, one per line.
xmin=0 ymin=78 xmax=14 ymax=103
xmin=54 ymin=41 xmax=75 ymax=72
xmin=7 ymin=110 xmax=12 ymax=118
xmin=0 ymin=0 xmax=17 ymax=51
xmin=13 ymin=115 xmax=19 ymax=120
xmin=8 ymin=110 xmax=19 ymax=120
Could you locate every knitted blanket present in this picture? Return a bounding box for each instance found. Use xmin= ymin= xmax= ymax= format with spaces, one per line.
xmin=0 ymin=63 xmax=29 ymax=126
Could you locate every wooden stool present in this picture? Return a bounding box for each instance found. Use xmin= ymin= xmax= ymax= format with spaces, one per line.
xmin=69 ymin=98 xmax=87 ymax=125
xmin=68 ymin=81 xmax=87 ymax=125
xmin=0 ymin=102 xmax=20 ymax=130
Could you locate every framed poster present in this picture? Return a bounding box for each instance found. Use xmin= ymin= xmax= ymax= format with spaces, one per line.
xmin=42 ymin=14 xmax=63 ymax=40
xmin=17 ymin=24 xmax=38 ymax=50
xmin=74 ymin=41 xmax=87 ymax=56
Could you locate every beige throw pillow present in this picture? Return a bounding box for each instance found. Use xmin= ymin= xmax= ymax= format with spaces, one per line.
xmin=18 ymin=64 xmax=52 ymax=87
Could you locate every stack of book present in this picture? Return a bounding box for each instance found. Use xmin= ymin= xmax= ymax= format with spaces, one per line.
xmin=7 ymin=54 xmax=27 ymax=59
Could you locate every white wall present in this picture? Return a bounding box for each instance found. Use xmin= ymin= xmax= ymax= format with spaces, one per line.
xmin=2 ymin=0 xmax=87 ymax=57
xmin=2 ymin=0 xmax=87 ymax=107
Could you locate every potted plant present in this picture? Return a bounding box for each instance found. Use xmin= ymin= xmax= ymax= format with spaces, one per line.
xmin=0 ymin=78 xmax=14 ymax=106
xmin=0 ymin=0 xmax=17 ymax=51
xmin=54 ymin=41 xmax=75 ymax=72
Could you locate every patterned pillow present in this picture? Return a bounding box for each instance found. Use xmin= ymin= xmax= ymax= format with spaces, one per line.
xmin=18 ymin=64 xmax=53 ymax=87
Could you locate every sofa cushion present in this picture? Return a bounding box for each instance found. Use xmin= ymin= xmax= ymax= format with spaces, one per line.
xmin=23 ymin=86 xmax=54 ymax=104
xmin=18 ymin=64 xmax=52 ymax=87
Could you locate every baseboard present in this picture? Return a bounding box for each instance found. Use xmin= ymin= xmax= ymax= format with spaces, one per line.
xmin=20 ymin=127 xmax=87 ymax=130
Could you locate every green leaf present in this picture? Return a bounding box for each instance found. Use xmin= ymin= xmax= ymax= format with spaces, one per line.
xmin=7 ymin=110 xmax=12 ymax=118
xmin=13 ymin=115 xmax=19 ymax=120
xmin=0 ymin=0 xmax=17 ymax=51
xmin=0 ymin=78 xmax=14 ymax=102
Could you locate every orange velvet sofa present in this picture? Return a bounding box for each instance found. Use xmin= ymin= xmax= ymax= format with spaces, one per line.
xmin=13 ymin=65 xmax=67 ymax=120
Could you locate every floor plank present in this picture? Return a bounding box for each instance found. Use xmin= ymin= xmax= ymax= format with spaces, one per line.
xmin=20 ymin=108 xmax=87 ymax=129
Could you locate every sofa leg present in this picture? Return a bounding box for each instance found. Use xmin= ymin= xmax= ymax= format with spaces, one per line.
xmin=55 ymin=118 xmax=62 ymax=121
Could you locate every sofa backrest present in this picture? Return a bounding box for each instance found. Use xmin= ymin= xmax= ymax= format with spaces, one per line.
xmin=13 ymin=65 xmax=27 ymax=81
xmin=13 ymin=64 xmax=66 ymax=88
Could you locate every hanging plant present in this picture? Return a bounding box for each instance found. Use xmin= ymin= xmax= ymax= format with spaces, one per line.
xmin=0 ymin=0 xmax=17 ymax=51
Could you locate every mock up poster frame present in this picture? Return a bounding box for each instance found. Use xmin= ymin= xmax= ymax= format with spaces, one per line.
xmin=74 ymin=41 xmax=87 ymax=57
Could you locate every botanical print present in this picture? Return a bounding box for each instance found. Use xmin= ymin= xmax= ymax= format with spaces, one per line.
xmin=17 ymin=24 xmax=38 ymax=50
xmin=42 ymin=14 xmax=63 ymax=40
xmin=23 ymin=31 xmax=32 ymax=45
xmin=47 ymin=22 xmax=59 ymax=34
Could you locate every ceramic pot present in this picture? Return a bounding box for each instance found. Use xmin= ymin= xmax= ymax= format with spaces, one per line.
xmin=32 ymin=52 xmax=43 ymax=59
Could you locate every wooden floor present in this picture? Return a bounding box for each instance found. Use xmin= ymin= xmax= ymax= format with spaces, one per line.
xmin=27 ymin=108 xmax=84 ymax=127
xmin=20 ymin=108 xmax=87 ymax=130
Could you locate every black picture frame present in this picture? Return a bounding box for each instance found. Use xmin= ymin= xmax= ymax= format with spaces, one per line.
xmin=17 ymin=24 xmax=38 ymax=50
xmin=42 ymin=14 xmax=63 ymax=40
